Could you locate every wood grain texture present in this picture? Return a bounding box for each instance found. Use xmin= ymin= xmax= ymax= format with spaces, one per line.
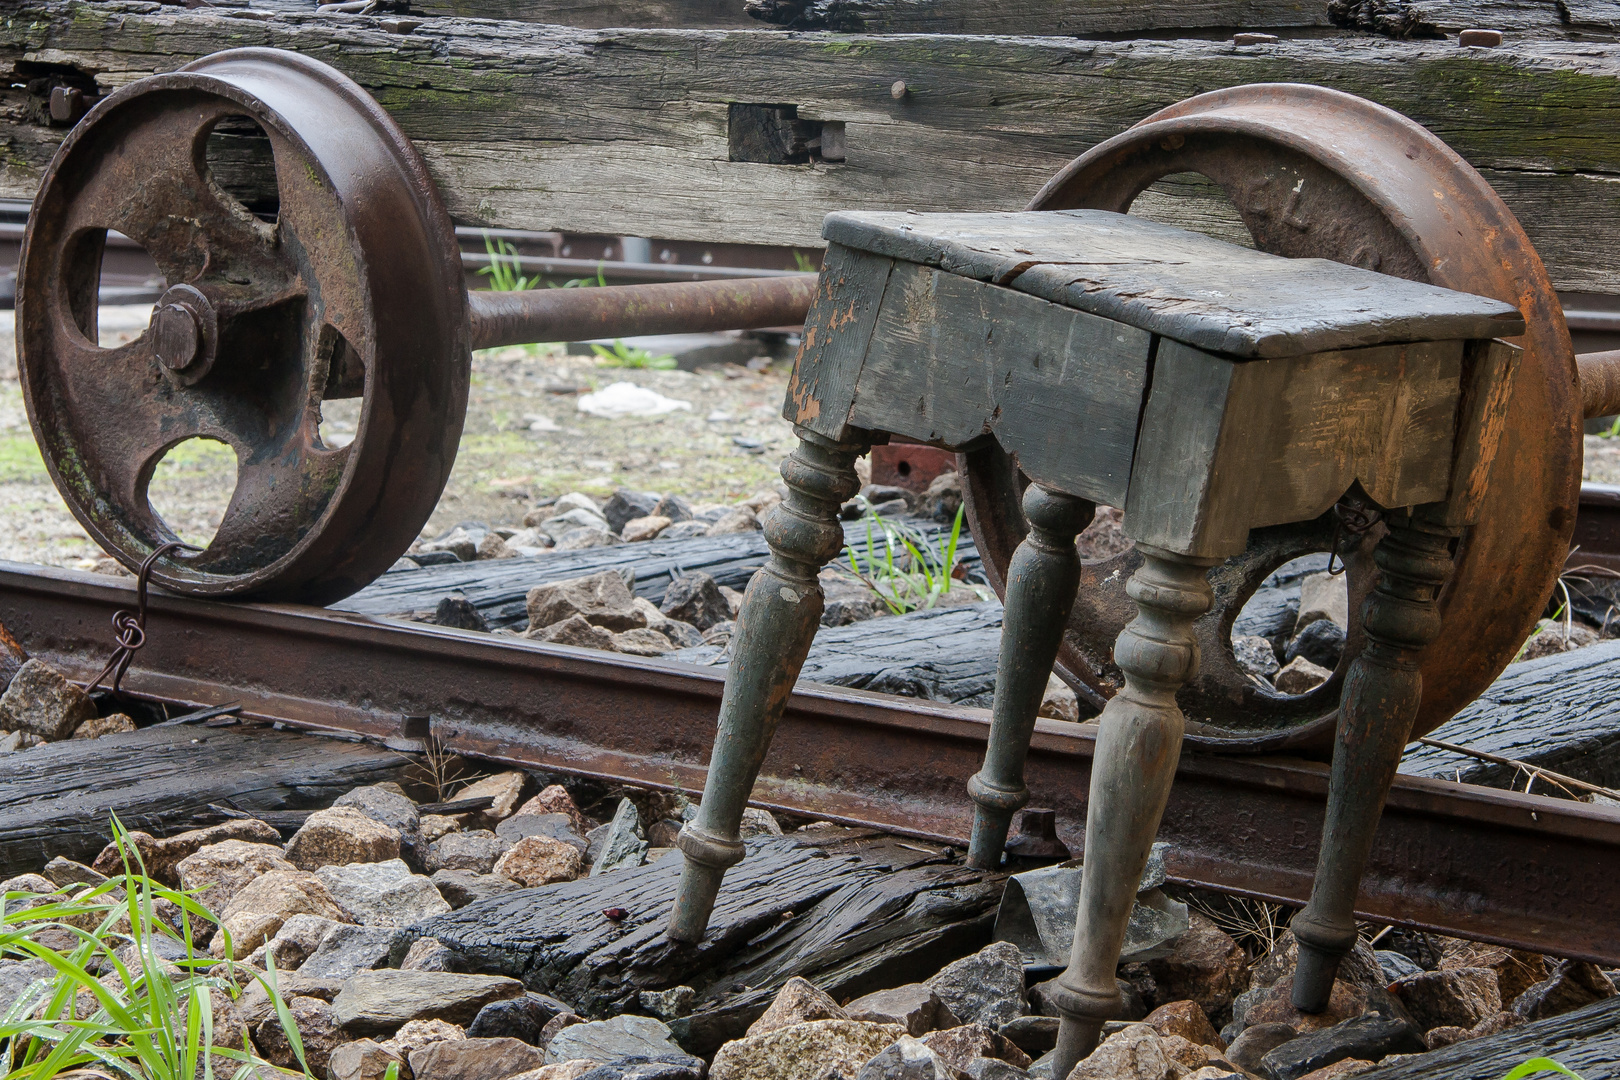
xmin=1436 ymin=338 xmax=1521 ymax=527
xmin=398 ymin=830 xmax=1000 ymax=1050
xmin=8 ymin=7 xmax=1620 ymax=289
xmin=1358 ymin=996 xmax=1620 ymax=1080
xmin=281 ymin=0 xmax=1619 ymax=38
xmin=334 ymin=519 xmax=981 ymax=628
xmin=1369 ymin=0 xmax=1620 ymax=37
xmin=743 ymin=0 xmax=1332 ymax=33
xmin=1125 ymin=339 xmax=1462 ymax=555
xmin=409 ymin=0 xmax=757 ymax=27
xmin=785 ymin=242 xmax=893 ymax=440
xmin=1400 ymin=640 xmax=1620 ymax=791
xmin=672 ymin=598 xmax=1006 ymax=705
xmin=823 ymin=210 xmax=1524 ymax=358
xmin=0 ymin=723 xmax=410 ymax=880
xmin=841 ymin=258 xmax=1151 ymax=505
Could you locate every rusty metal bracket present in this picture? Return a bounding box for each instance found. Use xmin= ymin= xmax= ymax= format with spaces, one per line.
xmin=3 ymin=559 xmax=1616 ymax=965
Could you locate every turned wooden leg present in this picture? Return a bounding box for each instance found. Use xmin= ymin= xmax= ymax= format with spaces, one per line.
xmin=967 ymin=486 xmax=1094 ymax=869
xmin=1047 ymin=546 xmax=1217 ymax=1078
xmin=667 ymin=428 xmax=865 ymax=943
xmin=1290 ymin=513 xmax=1456 ymax=1010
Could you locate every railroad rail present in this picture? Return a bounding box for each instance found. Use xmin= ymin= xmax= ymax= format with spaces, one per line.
xmin=3 ymin=559 xmax=1616 ymax=968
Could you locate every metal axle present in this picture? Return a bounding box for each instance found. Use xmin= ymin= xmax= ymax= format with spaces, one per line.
xmin=465 ymin=274 xmax=818 ymax=351
xmin=1578 ymin=348 xmax=1620 ymax=420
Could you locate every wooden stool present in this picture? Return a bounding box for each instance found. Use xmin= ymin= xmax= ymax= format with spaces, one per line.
xmin=668 ymin=209 xmax=1524 ymax=1075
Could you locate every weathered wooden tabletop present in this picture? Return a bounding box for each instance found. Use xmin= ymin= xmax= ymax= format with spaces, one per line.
xmin=823 ymin=209 xmax=1525 ymax=357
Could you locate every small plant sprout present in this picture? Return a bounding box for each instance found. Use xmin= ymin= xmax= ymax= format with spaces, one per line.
xmin=551 ymin=264 xmax=608 ymax=290
xmin=591 ymin=339 xmax=677 ymax=370
xmin=842 ymin=504 xmax=975 ymax=614
xmin=399 ymin=732 xmax=487 ymax=802
xmin=0 ymin=816 xmax=312 ymax=1080
xmin=477 ymin=233 xmax=538 ymax=293
xmin=1512 ymin=550 xmax=1620 ymax=660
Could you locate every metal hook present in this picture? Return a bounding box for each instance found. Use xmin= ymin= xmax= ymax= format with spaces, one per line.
xmin=84 ymin=540 xmax=200 ymax=697
xmin=1326 ymin=502 xmax=1382 ymax=578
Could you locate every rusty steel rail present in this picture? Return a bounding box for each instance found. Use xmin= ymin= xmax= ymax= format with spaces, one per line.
xmin=1570 ymin=482 xmax=1620 ymax=577
xmin=2 ymin=559 xmax=1616 ymax=965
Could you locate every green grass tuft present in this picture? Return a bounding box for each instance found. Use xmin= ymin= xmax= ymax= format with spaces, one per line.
xmin=0 ymin=817 xmax=311 ymax=1080
xmin=590 ymin=340 xmax=676 ymax=370
xmin=842 ymin=503 xmax=971 ymax=614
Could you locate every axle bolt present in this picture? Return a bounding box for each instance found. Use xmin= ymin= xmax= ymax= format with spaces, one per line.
xmin=49 ymin=86 xmax=88 ymax=125
xmin=150 ymin=284 xmax=217 ymax=383
xmin=153 ymin=302 xmax=202 ymax=371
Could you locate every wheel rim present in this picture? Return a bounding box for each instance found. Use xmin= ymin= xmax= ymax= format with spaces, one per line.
xmin=17 ymin=49 xmax=469 ymax=604
xmin=962 ymin=84 xmax=1579 ymax=753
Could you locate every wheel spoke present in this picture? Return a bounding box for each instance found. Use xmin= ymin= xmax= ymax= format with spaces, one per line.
xmin=192 ymin=436 xmax=350 ymax=574
xmin=37 ymin=300 xmax=327 ymax=536
xmin=56 ymin=97 xmax=303 ymax=313
xmin=36 ymin=331 xmax=223 ymax=530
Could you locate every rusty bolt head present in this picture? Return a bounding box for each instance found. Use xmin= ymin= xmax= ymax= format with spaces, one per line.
xmin=152 ymin=302 xmax=203 ymax=371
xmin=1018 ymin=808 xmax=1057 ymax=839
xmin=1004 ymin=807 xmax=1072 ymax=861
xmin=49 ymin=86 xmax=86 ymax=124
xmin=891 ymin=80 xmax=908 ymax=100
xmin=150 ymin=284 xmax=216 ymax=383
xmin=1458 ymin=28 xmax=1503 ymax=47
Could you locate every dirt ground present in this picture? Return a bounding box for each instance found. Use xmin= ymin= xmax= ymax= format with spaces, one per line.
xmin=0 ymin=307 xmax=798 ymax=568
xmin=3 ymin=305 xmax=1619 ymax=570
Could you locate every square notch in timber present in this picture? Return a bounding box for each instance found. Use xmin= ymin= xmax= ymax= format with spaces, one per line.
xmin=728 ymin=104 xmax=845 ymax=164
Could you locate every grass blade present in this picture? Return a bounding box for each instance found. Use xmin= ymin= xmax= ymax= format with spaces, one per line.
xmin=1502 ymin=1061 xmax=1584 ymax=1080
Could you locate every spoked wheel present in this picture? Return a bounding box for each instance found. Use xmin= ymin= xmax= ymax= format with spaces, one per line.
xmin=962 ymin=85 xmax=1581 ymax=755
xmin=17 ymin=49 xmax=468 ymax=604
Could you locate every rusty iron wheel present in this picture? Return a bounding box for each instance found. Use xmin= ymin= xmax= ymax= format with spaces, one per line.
xmin=17 ymin=49 xmax=469 ymax=604
xmin=961 ymin=84 xmax=1580 ymax=755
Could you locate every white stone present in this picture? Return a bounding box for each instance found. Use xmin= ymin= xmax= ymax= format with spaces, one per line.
xmin=1298 ymin=572 xmax=1350 ymax=629
xmin=577 ymin=382 xmax=693 ymax=418
xmin=314 ymin=859 xmax=451 ymax=927
xmin=1274 ymin=656 xmax=1333 ymax=695
xmin=544 ymin=1014 xmax=692 ymax=1065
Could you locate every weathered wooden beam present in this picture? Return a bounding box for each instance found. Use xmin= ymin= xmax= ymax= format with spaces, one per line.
xmin=334 ymin=520 xmax=981 ymax=629
xmin=399 ymin=828 xmax=1000 ymax=1055
xmin=743 ymin=0 xmax=1620 ymax=38
xmin=7 ymin=4 xmax=1620 ymax=291
xmin=742 ymin=0 xmax=1331 ymax=34
xmin=407 ymin=0 xmax=757 ymax=28
xmin=1400 ymin=641 xmax=1620 ymax=792
xmin=0 ymin=722 xmax=412 ymax=880
xmin=420 ymin=0 xmax=1335 ymax=33
xmin=672 ymin=600 xmax=1007 ymax=707
xmin=1362 ymin=996 xmax=1620 ymax=1080
xmin=1352 ymin=0 xmax=1620 ymax=39
xmin=270 ymin=0 xmax=1620 ymax=40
